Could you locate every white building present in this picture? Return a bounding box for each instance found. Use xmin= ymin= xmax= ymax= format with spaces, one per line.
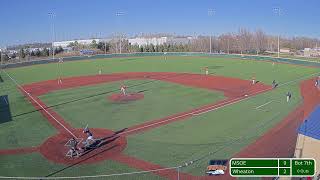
xmin=129 ymin=37 xmax=168 ymax=47
xmin=303 ymin=47 xmax=320 ymax=57
xmin=53 ymin=39 xmax=108 ymax=48
xmin=129 ymin=36 xmax=193 ymax=47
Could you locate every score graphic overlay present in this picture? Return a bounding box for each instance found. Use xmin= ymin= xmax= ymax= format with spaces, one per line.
xmin=230 ymin=158 xmax=316 ymax=177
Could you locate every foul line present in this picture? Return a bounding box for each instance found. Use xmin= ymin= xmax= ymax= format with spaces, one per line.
xmin=255 ymin=100 xmax=274 ymax=110
xmin=2 ymin=69 xmax=77 ymax=139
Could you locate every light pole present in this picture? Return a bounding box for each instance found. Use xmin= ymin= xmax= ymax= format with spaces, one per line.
xmin=273 ymin=7 xmax=281 ymax=58
xmin=48 ymin=12 xmax=56 ymax=60
xmin=208 ymin=9 xmax=215 ymax=54
xmin=115 ymin=11 xmax=125 ymax=54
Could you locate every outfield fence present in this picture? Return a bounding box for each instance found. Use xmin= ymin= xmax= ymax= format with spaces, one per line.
xmin=1 ymin=52 xmax=320 ymax=69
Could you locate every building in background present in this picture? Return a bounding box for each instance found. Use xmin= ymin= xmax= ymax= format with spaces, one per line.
xmin=53 ymin=39 xmax=110 ymax=48
xmin=280 ymin=48 xmax=290 ymax=53
xmin=128 ymin=36 xmax=194 ymax=47
xmin=303 ymin=47 xmax=320 ymax=57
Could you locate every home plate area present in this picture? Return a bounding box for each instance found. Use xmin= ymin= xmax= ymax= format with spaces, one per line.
xmin=39 ymin=128 xmax=127 ymax=165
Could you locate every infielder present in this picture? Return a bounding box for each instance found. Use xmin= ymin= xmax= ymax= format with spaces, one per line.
xmin=120 ymin=84 xmax=127 ymax=96
xmin=204 ymin=67 xmax=209 ymax=75
xmin=252 ymin=75 xmax=256 ymax=85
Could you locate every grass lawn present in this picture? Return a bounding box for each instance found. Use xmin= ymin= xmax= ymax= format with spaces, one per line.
xmin=0 ymin=153 xmax=166 ymax=179
xmin=39 ymin=79 xmax=224 ymax=130
xmin=6 ymin=56 xmax=318 ymax=85
xmin=124 ymin=83 xmax=302 ymax=176
xmin=0 ymin=72 xmax=56 ymax=149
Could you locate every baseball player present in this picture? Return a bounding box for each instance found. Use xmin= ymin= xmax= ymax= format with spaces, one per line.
xmin=98 ymin=69 xmax=102 ymax=75
xmin=83 ymin=127 xmax=95 ymax=146
xmin=286 ymin=92 xmax=292 ymax=102
xmin=272 ymin=80 xmax=278 ymax=89
xmin=252 ymin=75 xmax=256 ymax=85
xmin=58 ymin=58 xmax=63 ymax=85
xmin=68 ymin=137 xmax=80 ymax=157
xmin=120 ymin=84 xmax=127 ymax=96
xmin=58 ymin=77 xmax=62 ymax=85
xmin=205 ymin=67 xmax=209 ymax=75
xmin=315 ymin=76 xmax=320 ymax=89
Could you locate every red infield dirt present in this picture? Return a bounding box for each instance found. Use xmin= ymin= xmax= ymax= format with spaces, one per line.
xmin=40 ymin=128 xmax=127 ymax=165
xmin=108 ymin=93 xmax=144 ymax=102
xmin=2 ymin=72 xmax=319 ymax=179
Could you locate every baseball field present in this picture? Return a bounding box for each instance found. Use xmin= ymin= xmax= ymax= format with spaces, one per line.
xmin=0 ymin=55 xmax=319 ymax=179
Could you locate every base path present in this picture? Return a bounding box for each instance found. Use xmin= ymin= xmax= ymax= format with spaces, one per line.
xmin=22 ymin=72 xmax=269 ymax=97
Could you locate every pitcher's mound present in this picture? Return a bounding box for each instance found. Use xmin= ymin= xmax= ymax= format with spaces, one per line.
xmin=108 ymin=93 xmax=144 ymax=102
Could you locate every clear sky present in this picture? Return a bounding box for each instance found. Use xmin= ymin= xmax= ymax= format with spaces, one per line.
xmin=1 ymin=0 xmax=319 ymax=47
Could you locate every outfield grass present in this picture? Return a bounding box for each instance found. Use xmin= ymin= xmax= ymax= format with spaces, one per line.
xmin=39 ymin=80 xmax=224 ymax=130
xmin=124 ymin=83 xmax=302 ymax=176
xmin=7 ymin=56 xmax=318 ymax=85
xmin=0 ymin=153 xmax=166 ymax=179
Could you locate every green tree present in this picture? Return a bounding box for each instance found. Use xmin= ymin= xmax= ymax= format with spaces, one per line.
xmin=140 ymin=46 xmax=144 ymax=52
xmin=55 ymin=46 xmax=64 ymax=54
xmin=34 ymin=49 xmax=41 ymax=57
xmin=1 ymin=53 xmax=9 ymax=62
xmin=150 ymin=44 xmax=155 ymax=52
xmin=42 ymin=48 xmax=50 ymax=56
xmin=90 ymin=40 xmax=98 ymax=49
xmin=68 ymin=42 xmax=75 ymax=47
xmin=19 ymin=48 xmax=26 ymax=59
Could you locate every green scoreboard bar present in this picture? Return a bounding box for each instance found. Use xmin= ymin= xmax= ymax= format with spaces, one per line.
xmin=230 ymin=158 xmax=316 ymax=177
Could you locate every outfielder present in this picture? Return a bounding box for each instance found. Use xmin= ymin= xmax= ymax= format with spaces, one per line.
xmin=286 ymin=92 xmax=292 ymax=102
xmin=58 ymin=58 xmax=63 ymax=85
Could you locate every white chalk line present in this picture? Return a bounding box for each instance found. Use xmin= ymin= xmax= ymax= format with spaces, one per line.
xmin=255 ymin=100 xmax=274 ymax=110
xmin=2 ymin=69 xmax=77 ymax=139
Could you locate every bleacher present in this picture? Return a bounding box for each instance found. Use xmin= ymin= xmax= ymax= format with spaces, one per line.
xmin=298 ymin=105 xmax=320 ymax=140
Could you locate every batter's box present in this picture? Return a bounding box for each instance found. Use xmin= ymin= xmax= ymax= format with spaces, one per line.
xmin=65 ymin=138 xmax=83 ymax=147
